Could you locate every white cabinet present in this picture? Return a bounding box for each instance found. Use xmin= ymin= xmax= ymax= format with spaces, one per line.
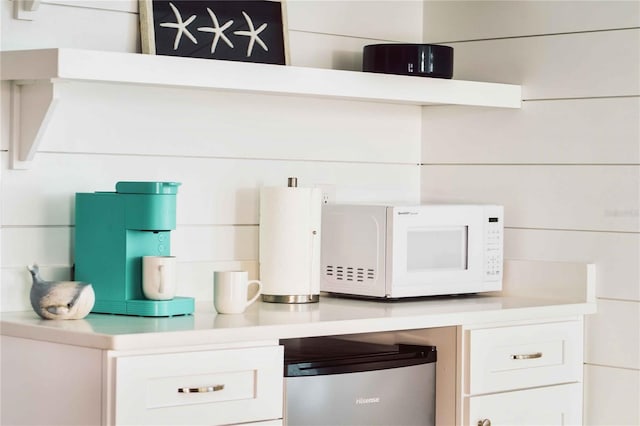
xmin=113 ymin=346 xmax=284 ymax=425
xmin=462 ymin=320 xmax=584 ymax=426
xmin=0 ymin=336 xmax=284 ymax=426
xmin=0 ymin=260 xmax=596 ymax=425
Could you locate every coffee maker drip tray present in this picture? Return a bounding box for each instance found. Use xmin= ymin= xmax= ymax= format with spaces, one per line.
xmin=93 ymin=296 xmax=195 ymax=317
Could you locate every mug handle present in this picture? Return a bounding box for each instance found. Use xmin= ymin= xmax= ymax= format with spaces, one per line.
xmin=158 ymin=264 xmax=165 ymax=294
xmin=245 ymin=280 xmax=262 ymax=307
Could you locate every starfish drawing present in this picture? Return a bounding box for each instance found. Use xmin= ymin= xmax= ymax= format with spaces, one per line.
xmin=233 ymin=11 xmax=268 ymax=57
xmin=197 ymin=8 xmax=234 ymax=54
xmin=159 ymin=2 xmax=198 ymax=50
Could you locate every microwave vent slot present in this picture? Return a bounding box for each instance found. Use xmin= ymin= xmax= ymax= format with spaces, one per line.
xmin=324 ymin=265 xmax=375 ymax=283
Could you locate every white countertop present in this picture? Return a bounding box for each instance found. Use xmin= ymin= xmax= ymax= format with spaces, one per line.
xmin=0 ymin=293 xmax=595 ymax=351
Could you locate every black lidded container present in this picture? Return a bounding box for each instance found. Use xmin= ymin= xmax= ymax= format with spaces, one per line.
xmin=362 ymin=43 xmax=454 ymax=79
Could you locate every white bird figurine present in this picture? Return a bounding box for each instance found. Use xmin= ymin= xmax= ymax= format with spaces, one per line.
xmin=28 ymin=264 xmax=95 ymax=320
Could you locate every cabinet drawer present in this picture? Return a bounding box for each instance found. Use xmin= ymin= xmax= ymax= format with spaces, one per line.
xmin=114 ymin=345 xmax=283 ymax=425
xmin=467 ymin=321 xmax=582 ymax=394
xmin=466 ymin=382 xmax=582 ymax=426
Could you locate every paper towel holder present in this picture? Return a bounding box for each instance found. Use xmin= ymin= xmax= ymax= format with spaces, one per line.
xmin=259 ymin=177 xmax=321 ymax=304
xmin=263 ymin=294 xmax=320 ymax=303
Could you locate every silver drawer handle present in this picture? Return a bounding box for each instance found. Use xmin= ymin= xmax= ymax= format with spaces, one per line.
xmin=478 ymin=419 xmax=491 ymax=426
xmin=511 ymin=352 xmax=543 ymax=360
xmin=178 ymin=384 xmax=224 ymax=393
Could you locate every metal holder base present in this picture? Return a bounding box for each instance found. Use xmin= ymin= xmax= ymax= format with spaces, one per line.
xmin=262 ymin=294 xmax=320 ymax=304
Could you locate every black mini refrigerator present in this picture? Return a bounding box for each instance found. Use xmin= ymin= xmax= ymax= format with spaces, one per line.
xmin=283 ymin=337 xmax=437 ymax=426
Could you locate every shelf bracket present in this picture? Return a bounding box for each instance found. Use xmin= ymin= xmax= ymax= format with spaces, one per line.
xmin=12 ymin=0 xmax=41 ymax=21
xmin=10 ymin=81 xmax=59 ymax=170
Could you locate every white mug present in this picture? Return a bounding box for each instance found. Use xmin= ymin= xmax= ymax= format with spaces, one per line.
xmin=214 ymin=271 xmax=262 ymax=314
xmin=142 ymin=256 xmax=177 ymax=300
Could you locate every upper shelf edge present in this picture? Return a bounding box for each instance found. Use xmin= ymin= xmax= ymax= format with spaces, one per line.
xmin=0 ymin=48 xmax=522 ymax=108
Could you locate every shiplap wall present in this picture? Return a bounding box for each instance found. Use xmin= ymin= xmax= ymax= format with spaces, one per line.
xmin=421 ymin=1 xmax=640 ymax=425
xmin=3 ymin=1 xmax=638 ymax=425
xmin=1 ymin=0 xmax=423 ymax=305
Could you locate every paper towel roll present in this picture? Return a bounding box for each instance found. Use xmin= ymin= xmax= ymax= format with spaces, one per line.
xmin=259 ymin=185 xmax=322 ymax=303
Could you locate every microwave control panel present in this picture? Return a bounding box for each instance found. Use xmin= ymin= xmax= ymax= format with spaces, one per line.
xmin=484 ymin=215 xmax=503 ymax=279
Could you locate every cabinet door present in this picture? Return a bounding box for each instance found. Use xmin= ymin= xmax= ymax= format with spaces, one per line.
xmin=114 ymin=345 xmax=283 ymax=425
xmin=466 ymin=383 xmax=582 ymax=426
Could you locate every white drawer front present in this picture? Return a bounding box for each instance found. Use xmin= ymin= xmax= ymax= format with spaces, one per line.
xmin=468 ymin=321 xmax=582 ymax=394
xmin=466 ymin=383 xmax=582 ymax=426
xmin=114 ymin=345 xmax=283 ymax=425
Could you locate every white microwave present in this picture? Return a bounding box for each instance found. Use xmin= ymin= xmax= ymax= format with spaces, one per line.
xmin=320 ymin=204 xmax=503 ymax=298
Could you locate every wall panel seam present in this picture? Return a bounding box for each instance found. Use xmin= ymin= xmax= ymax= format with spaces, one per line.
xmin=41 ymin=0 xmax=138 ymax=14
xmin=420 ymin=163 xmax=640 ymax=166
xmin=584 ymin=363 xmax=640 ymax=373
xmin=502 ymin=227 xmax=639 ymax=235
xmin=288 ymin=29 xmax=398 ymax=43
xmin=33 ymin=151 xmax=420 ymax=166
xmin=596 ymin=297 xmax=640 ymax=304
xmin=1 ymin=224 xmax=260 ymax=228
xmin=432 ymin=26 xmax=640 ymax=45
xmin=523 ymin=95 xmax=640 ymax=102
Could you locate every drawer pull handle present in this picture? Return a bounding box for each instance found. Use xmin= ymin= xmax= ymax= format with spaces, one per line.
xmin=478 ymin=419 xmax=491 ymax=426
xmin=178 ymin=385 xmax=224 ymax=393
xmin=511 ymin=352 xmax=543 ymax=360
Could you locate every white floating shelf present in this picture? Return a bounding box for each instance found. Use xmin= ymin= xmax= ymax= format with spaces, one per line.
xmin=1 ymin=48 xmax=522 ymax=168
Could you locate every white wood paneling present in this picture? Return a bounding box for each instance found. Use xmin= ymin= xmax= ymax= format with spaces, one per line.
xmin=1 ymin=153 xmax=419 ymax=226
xmin=0 ymin=1 xmax=139 ymax=52
xmin=421 ymin=165 xmax=640 ymax=233
xmin=37 ymin=81 xmax=421 ymax=163
xmin=180 ymin=260 xmax=260 ymax=302
xmin=1 ymin=81 xmax=9 ymax=151
xmin=449 ymin=29 xmax=640 ymax=99
xmin=501 ymin=261 xmax=595 ymax=302
xmin=2 ymin=268 xmax=33 ymax=313
xmin=173 ymin=226 xmax=258 ymax=262
xmin=288 ymin=30 xmax=384 ymax=71
xmin=422 ymin=97 xmax=640 ymax=164
xmin=2 ymin=226 xmax=72 ymax=267
xmin=423 ymin=1 xmax=640 ymax=42
xmin=585 ymin=299 xmax=640 ymax=370
xmin=504 ymin=229 xmax=640 ymax=302
xmin=1 ymin=225 xmax=256 ymax=266
xmin=287 ymin=0 xmax=423 ymax=42
xmin=44 ymin=0 xmax=138 ymax=13
xmin=584 ymin=364 xmax=640 ymax=426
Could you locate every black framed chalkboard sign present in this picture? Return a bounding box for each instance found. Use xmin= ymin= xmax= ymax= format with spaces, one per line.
xmin=140 ymin=0 xmax=289 ymax=65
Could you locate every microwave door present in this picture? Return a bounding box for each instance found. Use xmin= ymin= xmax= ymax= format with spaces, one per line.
xmin=390 ymin=220 xmax=484 ymax=297
xmin=406 ymin=227 xmax=469 ymax=271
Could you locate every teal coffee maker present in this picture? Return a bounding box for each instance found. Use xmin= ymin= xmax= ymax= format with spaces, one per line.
xmin=75 ymin=181 xmax=194 ymax=316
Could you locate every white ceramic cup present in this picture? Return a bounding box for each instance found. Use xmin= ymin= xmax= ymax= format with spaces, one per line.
xmin=142 ymin=256 xmax=177 ymax=300
xmin=214 ymin=271 xmax=262 ymax=314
